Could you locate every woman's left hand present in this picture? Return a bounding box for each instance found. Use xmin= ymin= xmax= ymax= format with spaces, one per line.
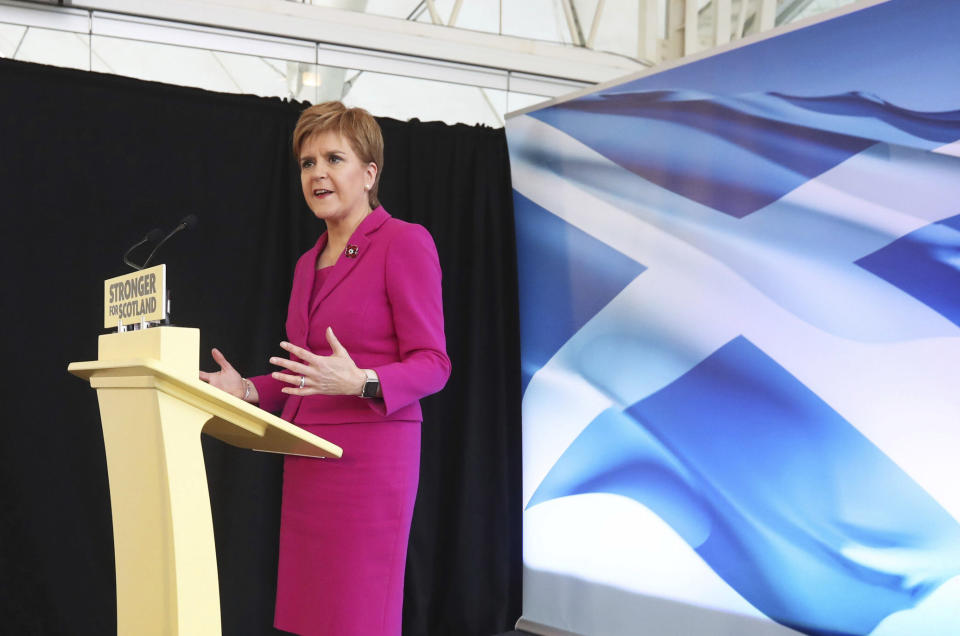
xmin=271 ymin=327 xmax=366 ymax=396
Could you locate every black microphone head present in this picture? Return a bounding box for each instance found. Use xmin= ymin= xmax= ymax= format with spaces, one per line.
xmin=180 ymin=214 xmax=199 ymax=230
xmin=145 ymin=228 xmax=165 ymax=242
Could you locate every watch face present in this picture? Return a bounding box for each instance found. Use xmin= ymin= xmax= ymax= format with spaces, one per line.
xmin=362 ymin=379 xmax=379 ymax=399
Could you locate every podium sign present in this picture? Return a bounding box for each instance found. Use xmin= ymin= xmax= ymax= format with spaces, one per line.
xmin=103 ymin=264 xmax=166 ymax=328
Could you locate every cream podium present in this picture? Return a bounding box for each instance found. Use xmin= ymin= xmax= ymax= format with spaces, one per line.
xmin=68 ymin=266 xmax=341 ymax=635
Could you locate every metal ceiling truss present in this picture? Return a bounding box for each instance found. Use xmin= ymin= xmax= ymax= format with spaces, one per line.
xmin=5 ymin=0 xmax=849 ymax=88
xmin=4 ymin=0 xmax=645 ymax=85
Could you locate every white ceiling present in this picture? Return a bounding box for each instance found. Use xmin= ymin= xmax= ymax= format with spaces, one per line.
xmin=0 ymin=0 xmax=858 ymax=126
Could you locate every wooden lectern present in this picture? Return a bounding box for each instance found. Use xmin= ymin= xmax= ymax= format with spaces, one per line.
xmin=68 ymin=326 xmax=341 ymax=635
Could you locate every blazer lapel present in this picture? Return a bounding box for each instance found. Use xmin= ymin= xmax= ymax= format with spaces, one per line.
xmin=308 ymin=207 xmax=390 ymax=317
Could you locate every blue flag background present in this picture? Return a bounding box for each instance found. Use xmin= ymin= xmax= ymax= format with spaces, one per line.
xmin=509 ymin=1 xmax=960 ymax=634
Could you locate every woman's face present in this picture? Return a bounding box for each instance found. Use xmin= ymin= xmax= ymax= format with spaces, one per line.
xmin=299 ymin=130 xmax=377 ymax=225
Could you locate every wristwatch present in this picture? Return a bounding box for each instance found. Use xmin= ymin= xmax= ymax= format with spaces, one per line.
xmin=360 ymin=369 xmax=380 ymax=399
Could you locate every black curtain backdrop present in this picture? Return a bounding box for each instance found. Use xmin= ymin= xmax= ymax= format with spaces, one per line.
xmin=0 ymin=58 xmax=521 ymax=636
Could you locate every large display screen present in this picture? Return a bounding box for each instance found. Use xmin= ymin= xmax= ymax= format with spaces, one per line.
xmin=506 ymin=1 xmax=960 ymax=634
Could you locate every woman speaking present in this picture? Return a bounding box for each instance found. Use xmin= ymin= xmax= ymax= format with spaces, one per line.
xmin=200 ymin=101 xmax=451 ymax=635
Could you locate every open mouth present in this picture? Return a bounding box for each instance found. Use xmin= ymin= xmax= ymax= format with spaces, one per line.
xmin=313 ymin=188 xmax=332 ymax=197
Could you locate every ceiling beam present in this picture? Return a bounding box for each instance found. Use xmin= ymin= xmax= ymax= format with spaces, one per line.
xmin=64 ymin=0 xmax=646 ymax=83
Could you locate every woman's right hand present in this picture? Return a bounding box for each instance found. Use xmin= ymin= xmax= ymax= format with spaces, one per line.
xmin=199 ymin=347 xmax=245 ymax=399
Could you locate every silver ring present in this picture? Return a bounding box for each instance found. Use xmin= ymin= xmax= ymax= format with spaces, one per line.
xmin=298 ymin=376 xmax=306 ymax=389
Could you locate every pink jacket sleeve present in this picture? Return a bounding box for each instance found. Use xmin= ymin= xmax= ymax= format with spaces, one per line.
xmin=369 ymin=224 xmax=451 ymax=416
xmin=248 ymin=372 xmax=287 ymax=413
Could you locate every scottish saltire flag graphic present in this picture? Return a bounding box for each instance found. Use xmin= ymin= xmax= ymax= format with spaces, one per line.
xmin=509 ymin=1 xmax=960 ymax=635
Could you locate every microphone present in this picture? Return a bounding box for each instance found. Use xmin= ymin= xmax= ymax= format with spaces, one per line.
xmin=141 ymin=214 xmax=199 ymax=268
xmin=123 ymin=228 xmax=164 ymax=270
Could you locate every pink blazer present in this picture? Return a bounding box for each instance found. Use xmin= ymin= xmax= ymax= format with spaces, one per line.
xmin=250 ymin=206 xmax=451 ymax=423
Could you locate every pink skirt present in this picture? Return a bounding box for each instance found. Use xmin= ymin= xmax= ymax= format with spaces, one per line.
xmin=274 ymin=420 xmax=421 ymax=636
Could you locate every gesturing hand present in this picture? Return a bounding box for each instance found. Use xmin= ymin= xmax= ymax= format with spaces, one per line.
xmin=271 ymin=327 xmax=366 ymax=396
xmin=199 ymin=347 xmax=245 ymax=399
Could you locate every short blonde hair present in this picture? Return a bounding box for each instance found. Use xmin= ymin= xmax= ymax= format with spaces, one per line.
xmin=293 ymin=101 xmax=384 ymax=208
